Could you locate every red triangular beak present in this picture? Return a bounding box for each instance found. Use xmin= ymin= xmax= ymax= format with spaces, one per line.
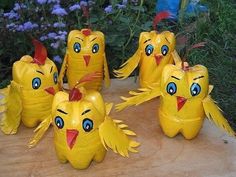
xmin=45 ymin=87 xmax=55 ymax=95
xmin=177 ymin=96 xmax=187 ymax=111
xmin=155 ymin=55 xmax=163 ymax=65
xmin=83 ymin=55 xmax=91 ymax=67
xmin=66 ymin=129 xmax=79 ymax=149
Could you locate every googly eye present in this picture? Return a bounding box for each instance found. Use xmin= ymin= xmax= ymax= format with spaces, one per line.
xmin=92 ymin=44 xmax=99 ymax=53
xmin=145 ymin=44 xmax=154 ymax=56
xmin=53 ymin=72 xmax=58 ymax=84
xmin=166 ymin=82 xmax=177 ymax=95
xmin=82 ymin=118 xmax=93 ymax=132
xmin=32 ymin=77 xmax=41 ymax=89
xmin=190 ymin=83 xmax=201 ymax=96
xmin=73 ymin=42 xmax=81 ymax=53
xmin=55 ymin=116 xmax=64 ymax=129
xmin=161 ymin=45 xmax=169 ymax=56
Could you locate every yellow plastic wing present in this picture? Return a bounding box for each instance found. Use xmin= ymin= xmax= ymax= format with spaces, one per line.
xmin=105 ymin=102 xmax=113 ymax=115
xmin=172 ymin=50 xmax=182 ymax=65
xmin=58 ymin=53 xmax=68 ymax=89
xmin=0 ymin=81 xmax=22 ymax=134
xmin=103 ymin=54 xmax=111 ymax=88
xmin=116 ymin=84 xmax=161 ymax=111
xmin=0 ymin=86 xmax=9 ymax=113
xmin=113 ymin=50 xmax=141 ymax=79
xmin=99 ymin=103 xmax=139 ymax=157
xmin=202 ymin=95 xmax=235 ymax=136
xmin=28 ymin=115 xmax=52 ymax=148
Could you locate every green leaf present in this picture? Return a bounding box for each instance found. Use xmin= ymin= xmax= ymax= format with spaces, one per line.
xmin=90 ymin=17 xmax=99 ymax=23
xmin=118 ymin=16 xmax=130 ymax=24
xmin=130 ymin=6 xmax=145 ymax=12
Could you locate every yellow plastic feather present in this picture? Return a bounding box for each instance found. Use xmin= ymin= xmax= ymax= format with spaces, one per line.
xmin=103 ymin=54 xmax=111 ymax=88
xmin=28 ymin=115 xmax=52 ymax=148
xmin=172 ymin=50 xmax=182 ymax=64
xmin=202 ymin=95 xmax=235 ymax=136
xmin=99 ymin=115 xmax=140 ymax=157
xmin=58 ymin=53 xmax=68 ymax=90
xmin=116 ymin=84 xmax=161 ymax=111
xmin=113 ymin=50 xmax=141 ymax=79
xmin=0 ymin=81 xmax=22 ymax=134
xmin=0 ymin=87 xmax=9 ymax=112
xmin=105 ymin=102 xmax=113 ymax=115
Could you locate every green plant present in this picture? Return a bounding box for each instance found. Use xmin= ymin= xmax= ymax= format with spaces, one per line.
xmin=0 ymin=0 xmax=156 ymax=83
xmin=177 ymin=0 xmax=236 ymax=129
xmin=0 ymin=0 xmax=235 ymax=129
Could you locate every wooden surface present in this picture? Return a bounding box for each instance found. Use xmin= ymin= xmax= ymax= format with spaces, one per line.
xmin=0 ymin=78 xmax=236 ymax=177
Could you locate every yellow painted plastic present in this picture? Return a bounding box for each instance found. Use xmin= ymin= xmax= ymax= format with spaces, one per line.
xmin=0 ymin=55 xmax=59 ymax=134
xmin=116 ymin=61 xmax=235 ymax=139
xmin=114 ymin=30 xmax=176 ymax=87
xmin=59 ymin=29 xmax=110 ymax=91
xmin=29 ymin=88 xmax=139 ymax=169
xmin=0 ymin=87 xmax=9 ymax=113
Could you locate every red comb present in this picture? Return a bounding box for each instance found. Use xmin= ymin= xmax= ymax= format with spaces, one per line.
xmin=82 ymin=29 xmax=92 ymax=36
xmin=69 ymin=88 xmax=82 ymax=102
xmin=32 ymin=39 xmax=47 ymax=65
xmin=153 ymin=11 xmax=170 ymax=31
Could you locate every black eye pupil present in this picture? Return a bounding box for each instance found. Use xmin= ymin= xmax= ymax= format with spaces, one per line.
xmin=83 ymin=118 xmax=93 ymax=132
xmin=161 ymin=45 xmax=169 ymax=56
xmin=53 ymin=72 xmax=58 ymax=84
xmin=92 ymin=44 xmax=99 ymax=53
xmin=190 ymin=83 xmax=201 ymax=96
xmin=166 ymin=82 xmax=177 ymax=95
xmin=32 ymin=77 xmax=41 ymax=89
xmin=145 ymin=44 xmax=154 ymax=56
xmin=55 ymin=116 xmax=64 ymax=129
xmin=73 ymin=43 xmax=81 ymax=53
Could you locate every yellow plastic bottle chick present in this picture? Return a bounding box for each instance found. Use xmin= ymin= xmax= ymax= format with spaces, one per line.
xmin=59 ymin=28 xmax=110 ymax=90
xmin=29 ymin=84 xmax=139 ymax=169
xmin=0 ymin=39 xmax=59 ymax=134
xmin=116 ymin=55 xmax=235 ymax=139
xmin=114 ymin=11 xmax=176 ymax=88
